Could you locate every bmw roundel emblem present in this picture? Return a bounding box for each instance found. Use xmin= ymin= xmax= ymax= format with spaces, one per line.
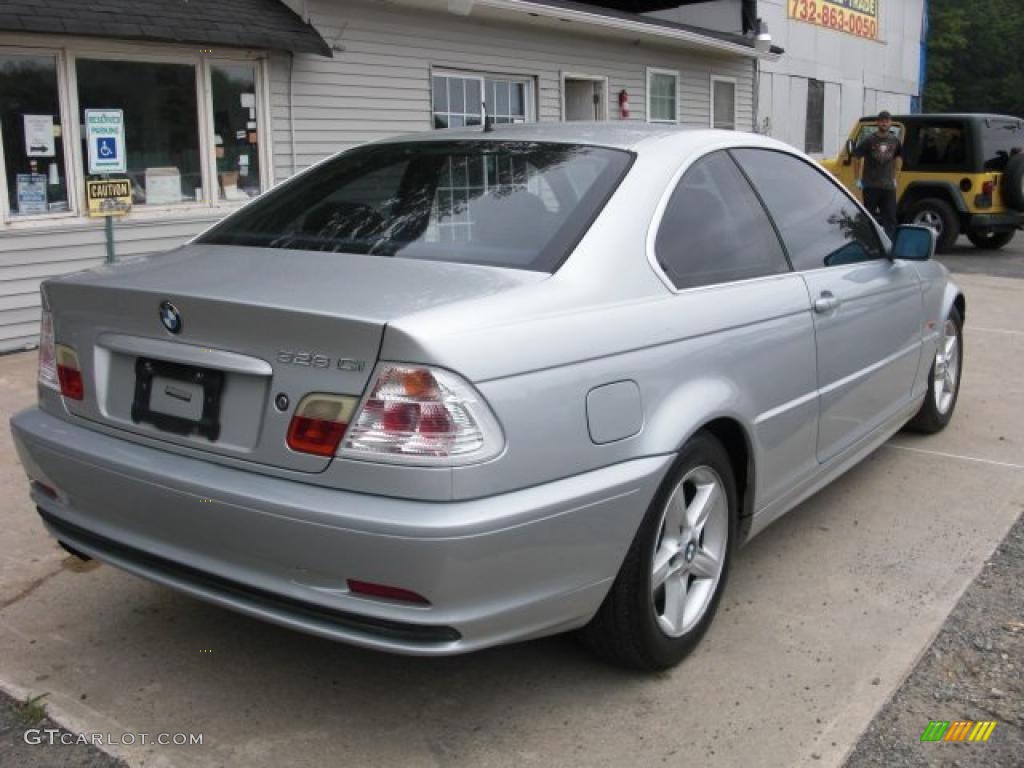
xmin=159 ymin=301 xmax=182 ymax=334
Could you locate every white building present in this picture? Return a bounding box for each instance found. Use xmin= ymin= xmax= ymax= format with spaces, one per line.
xmin=651 ymin=0 xmax=928 ymax=157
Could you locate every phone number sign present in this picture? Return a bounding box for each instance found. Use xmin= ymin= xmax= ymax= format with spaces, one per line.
xmin=789 ymin=0 xmax=879 ymax=40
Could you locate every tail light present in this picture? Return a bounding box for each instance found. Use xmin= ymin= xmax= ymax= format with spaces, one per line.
xmin=286 ymin=394 xmax=358 ymax=457
xmin=982 ymin=180 xmax=996 ymax=196
xmin=340 ymin=363 xmax=503 ymax=466
xmin=56 ymin=346 xmax=84 ymax=401
xmin=38 ymin=310 xmax=59 ymax=391
xmin=38 ymin=309 xmax=83 ymax=401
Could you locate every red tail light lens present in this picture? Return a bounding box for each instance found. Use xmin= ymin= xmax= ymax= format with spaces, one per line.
xmin=56 ymin=344 xmax=83 ymax=401
xmin=982 ymin=180 xmax=996 ymax=196
xmin=340 ymin=364 xmax=503 ymax=466
xmin=286 ymin=394 xmax=358 ymax=457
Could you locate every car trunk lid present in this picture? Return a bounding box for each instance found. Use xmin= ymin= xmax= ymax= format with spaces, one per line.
xmin=45 ymin=244 xmax=544 ymax=472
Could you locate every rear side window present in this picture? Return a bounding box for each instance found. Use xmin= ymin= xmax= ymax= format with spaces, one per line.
xmin=732 ymin=148 xmax=885 ymax=271
xmin=199 ymin=141 xmax=632 ymax=272
xmin=654 ymin=151 xmax=789 ymax=290
xmin=980 ymin=119 xmax=1024 ymax=171
xmin=904 ymin=123 xmax=968 ymax=172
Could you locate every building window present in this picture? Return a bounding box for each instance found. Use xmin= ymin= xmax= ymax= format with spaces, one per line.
xmin=711 ymin=77 xmax=737 ymax=130
xmin=647 ymin=68 xmax=678 ymax=123
xmin=0 ymin=53 xmax=71 ymax=217
xmin=805 ymin=79 xmax=825 ymax=154
xmin=76 ymin=59 xmax=202 ymax=207
xmin=1 ymin=45 xmax=270 ymax=225
xmin=432 ymin=72 xmax=531 ymax=128
xmin=211 ymin=62 xmax=263 ymax=201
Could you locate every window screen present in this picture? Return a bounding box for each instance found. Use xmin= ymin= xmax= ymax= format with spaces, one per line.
xmin=732 ymin=148 xmax=885 ymax=271
xmin=654 ymin=151 xmax=788 ymax=289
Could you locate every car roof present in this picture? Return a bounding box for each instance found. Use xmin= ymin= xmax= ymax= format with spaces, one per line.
xmin=371 ymin=121 xmax=710 ymax=151
xmin=368 ymin=121 xmax=790 ymax=155
xmin=858 ymin=113 xmax=1023 ymax=124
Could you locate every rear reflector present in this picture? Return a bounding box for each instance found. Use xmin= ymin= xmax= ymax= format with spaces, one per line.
xmin=286 ymin=393 xmax=358 ymax=457
xmin=347 ymin=579 xmax=430 ymax=605
xmin=55 ymin=345 xmax=83 ymax=401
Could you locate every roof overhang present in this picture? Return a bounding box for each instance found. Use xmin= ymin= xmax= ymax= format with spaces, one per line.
xmin=433 ymin=0 xmax=782 ymax=60
xmin=0 ymin=0 xmax=331 ymax=57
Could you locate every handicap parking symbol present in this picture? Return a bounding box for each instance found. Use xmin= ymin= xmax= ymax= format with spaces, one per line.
xmin=97 ymin=136 xmax=117 ymax=159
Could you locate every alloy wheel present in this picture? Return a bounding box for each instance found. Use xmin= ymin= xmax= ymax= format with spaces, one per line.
xmin=933 ymin=318 xmax=960 ymax=415
xmin=913 ymin=209 xmax=944 ymax=237
xmin=650 ymin=466 xmax=729 ymax=638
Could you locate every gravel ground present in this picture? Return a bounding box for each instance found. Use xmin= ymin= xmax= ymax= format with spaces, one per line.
xmin=844 ymin=512 xmax=1024 ymax=768
xmin=0 ymin=691 xmax=127 ymax=768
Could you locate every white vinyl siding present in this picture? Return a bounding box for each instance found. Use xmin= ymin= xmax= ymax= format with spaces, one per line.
xmin=269 ymin=0 xmax=755 ymax=175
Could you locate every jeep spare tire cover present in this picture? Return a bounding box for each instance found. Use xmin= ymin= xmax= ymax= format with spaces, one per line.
xmin=1004 ymin=153 xmax=1024 ymax=211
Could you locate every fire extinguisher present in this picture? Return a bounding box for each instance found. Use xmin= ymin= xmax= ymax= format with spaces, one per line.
xmin=618 ymin=89 xmax=630 ymax=119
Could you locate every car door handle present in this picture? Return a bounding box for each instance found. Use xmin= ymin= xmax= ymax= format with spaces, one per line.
xmin=813 ymin=292 xmax=841 ymax=314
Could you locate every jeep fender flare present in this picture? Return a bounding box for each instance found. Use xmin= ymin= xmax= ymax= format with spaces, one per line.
xmin=900 ymin=182 xmax=969 ymax=215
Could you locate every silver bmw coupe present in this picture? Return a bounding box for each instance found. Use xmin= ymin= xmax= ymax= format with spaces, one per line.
xmin=11 ymin=123 xmax=964 ymax=669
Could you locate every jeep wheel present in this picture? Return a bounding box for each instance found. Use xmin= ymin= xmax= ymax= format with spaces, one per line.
xmin=966 ymin=229 xmax=1015 ymax=250
xmin=904 ymin=198 xmax=959 ymax=253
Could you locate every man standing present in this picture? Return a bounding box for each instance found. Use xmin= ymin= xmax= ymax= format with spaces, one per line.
xmin=853 ymin=111 xmax=902 ymax=237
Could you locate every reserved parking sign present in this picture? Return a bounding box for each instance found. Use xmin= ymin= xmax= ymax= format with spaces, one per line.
xmin=85 ymin=109 xmax=126 ymax=174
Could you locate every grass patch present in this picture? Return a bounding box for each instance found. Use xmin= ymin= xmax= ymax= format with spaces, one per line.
xmin=14 ymin=693 xmax=49 ymax=727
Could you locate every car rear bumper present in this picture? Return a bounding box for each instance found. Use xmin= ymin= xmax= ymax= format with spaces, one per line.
xmin=11 ymin=407 xmax=670 ymax=655
xmin=969 ymin=212 xmax=1024 ymax=230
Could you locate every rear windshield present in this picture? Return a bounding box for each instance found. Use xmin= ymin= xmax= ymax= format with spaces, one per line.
xmin=199 ymin=140 xmax=633 ymax=272
xmin=981 ymin=119 xmax=1024 ymax=171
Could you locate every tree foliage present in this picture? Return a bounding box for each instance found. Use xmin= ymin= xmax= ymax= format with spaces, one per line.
xmin=925 ymin=0 xmax=1024 ymax=116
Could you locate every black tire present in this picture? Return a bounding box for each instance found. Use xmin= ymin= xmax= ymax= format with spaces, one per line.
xmin=906 ymin=306 xmax=963 ymax=434
xmin=902 ymin=198 xmax=960 ymax=253
xmin=580 ymin=432 xmax=737 ymax=670
xmin=1003 ymin=153 xmax=1024 ymax=211
xmin=966 ymin=229 xmax=1015 ymax=250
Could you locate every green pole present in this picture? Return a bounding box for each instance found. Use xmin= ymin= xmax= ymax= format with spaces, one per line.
xmin=104 ymin=213 xmax=115 ymax=264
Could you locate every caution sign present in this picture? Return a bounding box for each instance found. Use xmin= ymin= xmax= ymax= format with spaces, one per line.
xmin=87 ymin=178 xmax=132 ymax=217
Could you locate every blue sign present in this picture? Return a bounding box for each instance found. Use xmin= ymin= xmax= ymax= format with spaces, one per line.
xmin=97 ymin=136 xmax=117 ymax=159
xmin=85 ymin=109 xmax=126 ymax=173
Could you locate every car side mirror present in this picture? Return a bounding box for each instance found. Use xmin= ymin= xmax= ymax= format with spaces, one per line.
xmin=891 ymin=225 xmax=935 ymax=261
xmin=842 ymin=139 xmax=855 ymax=166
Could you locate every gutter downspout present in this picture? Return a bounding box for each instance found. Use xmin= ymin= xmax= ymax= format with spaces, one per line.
xmin=289 ymin=52 xmax=298 ymax=177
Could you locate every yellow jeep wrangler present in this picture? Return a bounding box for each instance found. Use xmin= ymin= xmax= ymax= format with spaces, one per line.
xmin=822 ymin=114 xmax=1024 ymax=252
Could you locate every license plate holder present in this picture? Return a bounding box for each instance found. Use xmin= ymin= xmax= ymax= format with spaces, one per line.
xmin=131 ymin=357 xmax=224 ymax=441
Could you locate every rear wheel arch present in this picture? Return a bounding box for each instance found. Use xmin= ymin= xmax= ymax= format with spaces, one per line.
xmin=698 ymin=418 xmax=755 ymax=524
xmin=899 ymin=183 xmax=966 ymax=216
xmin=953 ymin=293 xmax=966 ymax=325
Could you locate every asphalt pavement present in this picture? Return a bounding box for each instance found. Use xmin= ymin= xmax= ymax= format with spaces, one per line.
xmin=0 ymin=235 xmax=1021 ymax=768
